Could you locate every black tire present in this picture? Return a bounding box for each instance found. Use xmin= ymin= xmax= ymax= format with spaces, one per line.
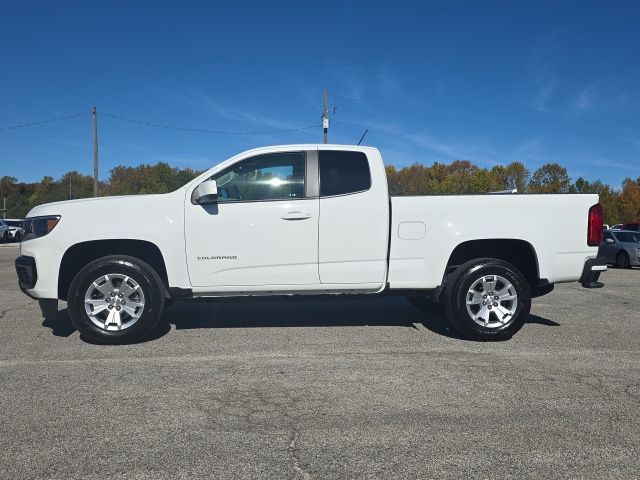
xmin=67 ymin=255 xmax=166 ymax=344
xmin=14 ymin=232 xmax=22 ymax=242
xmin=616 ymin=251 xmax=631 ymax=269
xmin=442 ymin=258 xmax=531 ymax=341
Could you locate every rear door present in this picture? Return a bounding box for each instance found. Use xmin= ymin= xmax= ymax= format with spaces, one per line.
xmin=317 ymin=149 xmax=389 ymax=285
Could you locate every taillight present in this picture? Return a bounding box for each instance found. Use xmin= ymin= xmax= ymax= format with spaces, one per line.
xmin=587 ymin=204 xmax=603 ymax=246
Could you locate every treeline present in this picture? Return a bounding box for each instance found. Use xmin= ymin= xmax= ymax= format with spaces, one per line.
xmin=386 ymin=161 xmax=638 ymax=224
xmin=1 ymin=160 xmax=639 ymax=224
xmin=0 ymin=163 xmax=205 ymax=218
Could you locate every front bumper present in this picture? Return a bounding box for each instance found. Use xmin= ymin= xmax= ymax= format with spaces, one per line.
xmin=15 ymin=255 xmax=37 ymax=292
xmin=580 ymin=257 xmax=607 ymax=288
xmin=15 ymin=255 xmax=58 ymax=318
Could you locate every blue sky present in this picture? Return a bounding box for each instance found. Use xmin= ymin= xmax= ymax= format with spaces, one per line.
xmin=1 ymin=0 xmax=639 ymax=187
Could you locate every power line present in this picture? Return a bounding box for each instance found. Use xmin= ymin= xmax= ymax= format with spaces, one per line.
xmin=0 ymin=110 xmax=320 ymax=135
xmin=332 ymin=91 xmax=400 ymax=107
xmin=0 ymin=111 xmax=89 ymax=131
xmin=100 ymin=112 xmax=320 ymax=135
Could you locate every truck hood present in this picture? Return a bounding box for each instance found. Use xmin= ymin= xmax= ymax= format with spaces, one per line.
xmin=26 ymin=192 xmax=181 ymax=218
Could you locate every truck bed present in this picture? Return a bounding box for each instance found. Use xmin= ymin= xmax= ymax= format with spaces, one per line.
xmin=388 ymin=193 xmax=599 ymax=289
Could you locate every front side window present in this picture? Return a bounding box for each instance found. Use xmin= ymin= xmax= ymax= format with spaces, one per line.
xmin=213 ymin=152 xmax=305 ymax=202
xmin=604 ymin=231 xmax=613 ymax=241
xmin=319 ymin=151 xmax=371 ymax=197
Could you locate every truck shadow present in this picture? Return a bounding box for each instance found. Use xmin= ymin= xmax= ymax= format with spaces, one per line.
xmin=43 ymin=296 xmax=560 ymax=343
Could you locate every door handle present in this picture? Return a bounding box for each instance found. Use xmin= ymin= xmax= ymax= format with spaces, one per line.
xmin=281 ymin=211 xmax=312 ymax=221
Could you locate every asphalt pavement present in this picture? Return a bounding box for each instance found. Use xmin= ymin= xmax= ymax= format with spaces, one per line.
xmin=0 ymin=243 xmax=639 ymax=479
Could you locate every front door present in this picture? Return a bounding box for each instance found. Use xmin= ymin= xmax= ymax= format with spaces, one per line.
xmin=185 ymin=151 xmax=319 ymax=287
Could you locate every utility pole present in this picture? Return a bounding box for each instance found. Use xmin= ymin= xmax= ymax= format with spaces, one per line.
xmin=322 ymin=89 xmax=329 ymax=144
xmin=92 ymin=106 xmax=99 ymax=197
xmin=69 ymin=175 xmax=72 ymax=200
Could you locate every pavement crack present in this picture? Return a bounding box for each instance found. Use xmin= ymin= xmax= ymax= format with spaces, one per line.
xmin=288 ymin=429 xmax=311 ymax=480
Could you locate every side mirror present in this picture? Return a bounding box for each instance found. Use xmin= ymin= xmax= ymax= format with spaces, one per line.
xmin=192 ymin=179 xmax=218 ymax=204
xmin=605 ymin=238 xmax=614 ymax=244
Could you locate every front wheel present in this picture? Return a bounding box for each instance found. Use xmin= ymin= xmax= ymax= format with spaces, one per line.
xmin=67 ymin=255 xmax=166 ymax=344
xmin=443 ymin=258 xmax=531 ymax=341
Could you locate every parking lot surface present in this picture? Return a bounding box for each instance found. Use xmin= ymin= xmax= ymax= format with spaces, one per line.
xmin=1 ymin=244 xmax=639 ymax=479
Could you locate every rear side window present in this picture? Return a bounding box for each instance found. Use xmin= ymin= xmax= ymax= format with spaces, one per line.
xmin=319 ymin=151 xmax=371 ymax=197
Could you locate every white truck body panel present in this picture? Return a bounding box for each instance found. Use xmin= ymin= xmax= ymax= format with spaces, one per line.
xmin=21 ymin=192 xmax=189 ymax=298
xmin=318 ymin=147 xmax=389 ymax=286
xmin=19 ymin=144 xmax=601 ymax=302
xmin=185 ymin=198 xmax=320 ymax=286
xmin=389 ymin=194 xmax=598 ymax=289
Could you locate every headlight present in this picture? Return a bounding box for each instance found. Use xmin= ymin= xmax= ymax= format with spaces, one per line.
xmin=23 ymin=215 xmax=61 ymax=240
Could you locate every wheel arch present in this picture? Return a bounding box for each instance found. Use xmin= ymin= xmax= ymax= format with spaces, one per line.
xmin=445 ymin=239 xmax=540 ymax=287
xmin=58 ymin=239 xmax=169 ymax=300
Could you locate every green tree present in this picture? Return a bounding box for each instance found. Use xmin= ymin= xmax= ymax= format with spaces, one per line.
xmin=385 ymin=165 xmax=401 ymax=195
xmin=617 ymin=178 xmax=640 ymax=222
xmin=108 ymin=163 xmax=203 ymax=195
xmin=570 ymin=177 xmax=620 ymax=224
xmin=492 ymin=162 xmax=529 ymax=192
xmin=528 ymin=163 xmax=571 ymax=193
xmin=442 ymin=160 xmax=502 ymax=193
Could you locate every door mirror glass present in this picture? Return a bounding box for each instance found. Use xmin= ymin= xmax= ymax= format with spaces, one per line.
xmin=192 ymin=179 xmax=218 ymax=204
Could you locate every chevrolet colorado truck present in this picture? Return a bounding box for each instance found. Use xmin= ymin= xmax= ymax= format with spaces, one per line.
xmin=15 ymin=145 xmax=606 ymax=343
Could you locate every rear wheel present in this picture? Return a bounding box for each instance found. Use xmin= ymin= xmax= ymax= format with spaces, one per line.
xmin=67 ymin=255 xmax=166 ymax=344
xmin=443 ymin=258 xmax=531 ymax=341
xmin=616 ymin=251 xmax=631 ymax=269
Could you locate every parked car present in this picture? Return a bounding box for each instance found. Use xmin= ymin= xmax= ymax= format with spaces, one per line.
xmin=0 ymin=220 xmax=9 ymax=242
xmin=621 ymin=222 xmax=640 ymax=232
xmin=15 ymin=144 xmax=607 ymax=344
xmin=4 ymin=219 xmax=25 ymax=242
xmin=599 ymin=230 xmax=640 ymax=268
xmin=611 ymin=224 xmax=623 ymax=230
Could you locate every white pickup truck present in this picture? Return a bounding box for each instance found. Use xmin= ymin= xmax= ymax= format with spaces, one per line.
xmin=15 ymin=145 xmax=606 ymax=343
